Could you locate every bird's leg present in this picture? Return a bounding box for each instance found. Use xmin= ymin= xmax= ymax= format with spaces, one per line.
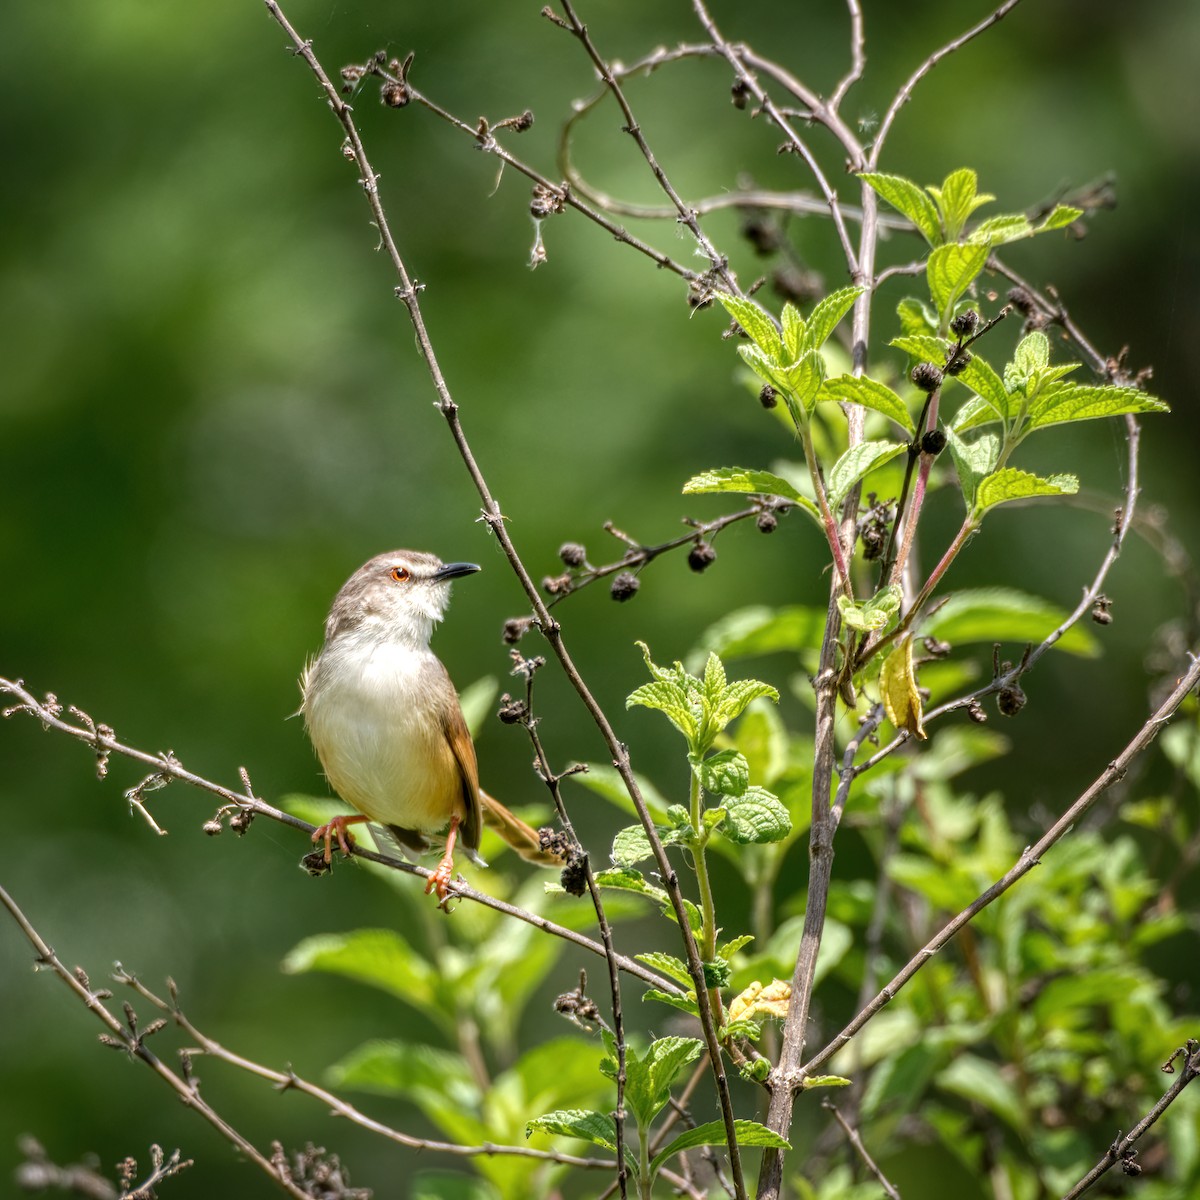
xmin=312 ymin=814 xmax=371 ymax=862
xmin=425 ymin=815 xmax=462 ymax=901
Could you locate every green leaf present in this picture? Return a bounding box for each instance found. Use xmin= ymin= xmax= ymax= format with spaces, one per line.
xmin=691 ymin=605 xmax=828 ymax=664
xmin=738 ymin=342 xmax=796 ymax=400
xmin=891 ymin=333 xmax=952 ymax=364
xmin=1004 ymin=331 xmax=1050 ymax=391
xmin=780 ymin=303 xmax=806 ymax=359
xmin=328 ymin=1040 xmax=480 ymax=1111
xmin=827 ymin=439 xmax=908 ymax=509
xmin=682 ymin=466 xmax=820 ymax=523
xmin=571 ymin=764 xmax=671 ymax=822
xmin=819 ymin=375 xmax=915 ymax=434
xmin=714 ymin=679 xmax=780 ymax=730
xmin=1036 ymin=203 xmax=1084 ymax=233
xmin=644 ymin=988 xmax=702 ymax=1017
xmin=800 ymin=1074 xmax=852 ymax=1091
xmin=973 ymin=467 xmax=1078 ymax=515
xmin=626 ymin=679 xmax=698 ymax=742
xmin=928 ymin=168 xmax=993 ymax=241
xmin=650 ymin=1120 xmax=790 ymax=1175
xmin=526 ymin=1109 xmax=619 ymax=1153
xmin=954 ymin=354 xmax=1010 ymax=421
xmin=837 ymin=584 xmax=902 ymax=632
xmin=591 ymin=868 xmax=703 ymax=931
xmin=805 ymin=285 xmax=865 ymax=350
xmin=944 ymin=427 xmax=999 ymax=509
xmin=625 ymin=1037 xmax=705 ymax=1128
xmin=918 ymin=587 xmax=1100 ymax=657
xmin=611 ymin=823 xmax=656 ymax=868
xmin=717 ymin=934 xmax=755 ymax=960
xmin=778 ymin=348 xmax=827 ymax=414
xmin=936 ymin=1054 xmax=1027 ymax=1134
xmin=636 ymin=952 xmax=695 ymax=989
xmin=458 ymin=676 xmax=499 ymax=739
xmin=860 ymin=172 xmax=942 ymax=245
xmin=896 ymin=296 xmax=939 ymax=337
xmin=967 ymin=213 xmax=1033 ymax=246
xmin=720 ymin=786 xmax=791 ymax=844
xmin=1025 ymin=382 xmax=1169 ymax=431
xmin=926 ymin=242 xmax=990 ymax=317
xmin=716 ymin=292 xmax=782 ymax=360
xmin=698 ymin=749 xmax=750 ymax=798
xmin=282 ymin=930 xmax=440 ymax=1014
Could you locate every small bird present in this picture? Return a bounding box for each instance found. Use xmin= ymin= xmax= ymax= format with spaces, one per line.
xmin=300 ymin=550 xmax=558 ymax=900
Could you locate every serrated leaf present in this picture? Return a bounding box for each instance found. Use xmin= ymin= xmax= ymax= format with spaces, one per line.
xmin=1036 ymin=204 xmax=1084 ymax=233
xmin=897 ymin=296 xmax=938 ymax=337
xmin=827 ymin=439 xmax=908 ymax=509
xmin=927 ymin=242 xmax=990 ymax=317
xmin=637 ymin=952 xmax=695 ymax=989
xmin=891 ymin=333 xmax=952 ymax=364
xmin=716 ymin=292 xmax=783 ymax=360
xmin=651 ymin=1120 xmax=790 ymax=1175
xmin=780 ymin=303 xmax=806 ymax=359
xmin=944 ymin=427 xmax=999 ymax=509
xmin=1004 ymin=331 xmax=1050 ymax=391
xmin=805 ymin=285 xmax=865 ymax=350
xmin=611 ymin=824 xmax=655 ymax=868
xmin=837 ymin=584 xmax=902 ymax=632
xmin=973 ymin=467 xmax=1078 ymax=515
xmin=682 ymin=466 xmax=821 ymax=523
xmin=879 ymin=634 xmax=927 ymax=740
xmin=918 ymin=587 xmax=1099 ymax=657
xmin=644 ymin=988 xmax=701 ymax=1016
xmin=720 ymin=786 xmax=791 ymax=844
xmin=698 ymin=749 xmax=750 ymax=798
xmin=714 ymin=679 xmax=780 ymax=729
xmin=702 ymin=652 xmax=727 ymax=704
xmin=626 ymin=1037 xmax=704 ymax=1127
xmin=728 ymin=979 xmax=792 ymax=1023
xmin=592 ymin=868 xmax=703 ymax=931
xmin=929 ymin=168 xmax=992 ymax=241
xmin=1025 ymin=382 xmax=1169 ymax=430
xmin=282 ymin=930 xmax=440 ymax=1013
xmin=860 ymin=172 xmax=942 ymax=245
xmin=780 ymin=348 xmax=827 ymax=413
xmin=626 ymin=679 xmax=698 ymax=742
xmin=819 ymin=375 xmax=915 ymax=434
xmin=967 ymin=213 xmax=1033 ymax=246
xmin=717 ymin=934 xmax=755 ymax=960
xmin=526 ymin=1108 xmax=619 ymax=1153
xmin=955 ymin=354 xmax=1010 ymax=420
xmin=738 ymin=342 xmax=795 ymax=398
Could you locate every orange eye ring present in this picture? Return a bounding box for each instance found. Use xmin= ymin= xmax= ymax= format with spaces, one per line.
xmin=389 ymin=566 xmax=410 ymax=583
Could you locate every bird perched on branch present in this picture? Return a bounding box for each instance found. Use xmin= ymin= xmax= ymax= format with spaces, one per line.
xmin=300 ymin=549 xmax=559 ymax=900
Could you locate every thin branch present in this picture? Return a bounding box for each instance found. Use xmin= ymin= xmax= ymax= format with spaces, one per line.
xmin=259 ymin=7 xmax=746 ymax=1194
xmin=869 ymin=0 xmax=1024 ymax=168
xmin=825 ymin=1104 xmax=902 ymax=1200
xmin=1061 ymin=1040 xmax=1200 ymax=1199
xmin=114 ymin=969 xmax=616 ymax=1171
xmin=799 ymin=650 xmax=1200 ymax=1082
xmin=556 ymin=0 xmax=736 ymax=290
xmin=0 ymin=677 xmax=680 ymax=996
xmin=829 ymin=0 xmax=867 ymax=112
xmin=0 ymin=883 xmax=315 ymax=1200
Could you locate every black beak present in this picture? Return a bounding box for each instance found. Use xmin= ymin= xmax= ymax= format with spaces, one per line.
xmin=432 ymin=561 xmax=481 ymax=582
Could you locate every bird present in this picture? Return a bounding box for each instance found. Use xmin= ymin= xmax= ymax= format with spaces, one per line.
xmin=300 ymin=549 xmax=559 ymax=900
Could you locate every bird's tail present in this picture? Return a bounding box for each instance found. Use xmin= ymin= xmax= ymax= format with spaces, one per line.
xmin=479 ymin=790 xmax=566 ymax=866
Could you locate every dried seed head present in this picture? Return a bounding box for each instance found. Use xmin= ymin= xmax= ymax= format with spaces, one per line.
xmin=1091 ymin=595 xmax=1113 ymax=625
xmin=542 ymin=573 xmax=572 ymax=596
xmin=380 ymin=81 xmax=410 ymax=108
xmin=944 ymin=349 xmax=973 ymax=376
xmin=967 ymin=698 xmax=988 ymax=723
xmin=688 ymin=542 xmax=717 ymax=573
xmin=610 ymin=571 xmax=640 ymax=601
xmin=502 ymin=616 xmax=534 ymax=644
xmin=202 ymin=818 xmax=223 ymax=837
xmin=558 ymin=542 xmax=587 ymax=567
xmin=911 ymin=362 xmax=943 ymax=393
xmin=559 ymin=851 xmax=589 ymax=896
xmin=756 ymin=511 xmax=778 ymax=534
xmin=497 ymin=694 xmax=529 ymax=725
xmin=921 ymin=429 xmax=948 ymax=456
xmin=997 ymin=683 xmax=1027 ymax=717
xmin=759 ymin=385 xmax=778 ymax=409
xmin=950 ymin=309 xmax=981 ymax=337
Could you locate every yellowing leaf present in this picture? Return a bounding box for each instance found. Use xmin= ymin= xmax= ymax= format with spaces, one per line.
xmin=728 ymin=979 xmax=792 ymax=1023
xmin=880 ymin=634 xmax=927 ymax=740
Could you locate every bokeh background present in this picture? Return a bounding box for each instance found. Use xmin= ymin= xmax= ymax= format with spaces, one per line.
xmin=2 ymin=0 xmax=1197 ymax=1196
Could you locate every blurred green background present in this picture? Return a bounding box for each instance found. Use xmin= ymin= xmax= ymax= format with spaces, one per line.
xmin=2 ymin=1 xmax=1197 ymax=1196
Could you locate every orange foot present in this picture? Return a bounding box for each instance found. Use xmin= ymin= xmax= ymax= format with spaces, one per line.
xmin=312 ymin=814 xmax=371 ymax=863
xmin=424 ymin=815 xmax=462 ymax=903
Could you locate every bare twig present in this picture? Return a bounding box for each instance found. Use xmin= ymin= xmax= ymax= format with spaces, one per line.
xmin=800 ymin=651 xmax=1200 ymax=1082
xmin=825 ymin=1104 xmax=902 ymax=1200
xmin=0 ymin=676 xmax=681 ymax=996
xmin=260 ymin=6 xmax=745 ymax=1193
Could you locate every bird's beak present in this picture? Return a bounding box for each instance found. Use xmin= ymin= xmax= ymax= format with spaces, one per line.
xmin=432 ymin=561 xmax=481 ymax=582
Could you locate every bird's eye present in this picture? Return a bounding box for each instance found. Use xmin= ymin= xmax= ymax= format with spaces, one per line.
xmin=389 ymin=566 xmax=410 ymax=583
